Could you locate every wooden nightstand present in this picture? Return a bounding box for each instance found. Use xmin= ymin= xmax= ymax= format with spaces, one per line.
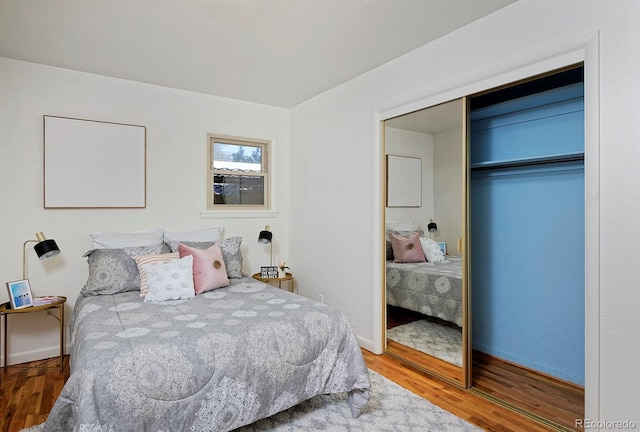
xmin=252 ymin=272 xmax=295 ymax=293
xmin=0 ymin=296 xmax=66 ymax=379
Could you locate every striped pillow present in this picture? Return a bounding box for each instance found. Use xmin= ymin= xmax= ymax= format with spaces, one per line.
xmin=134 ymin=252 xmax=180 ymax=298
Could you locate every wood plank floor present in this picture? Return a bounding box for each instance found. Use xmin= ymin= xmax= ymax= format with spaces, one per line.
xmin=386 ymin=304 xmax=583 ymax=431
xmin=473 ymin=350 xmax=584 ymax=431
xmin=2 ymin=352 xmax=575 ymax=432
xmin=0 ymin=356 xmax=70 ymax=432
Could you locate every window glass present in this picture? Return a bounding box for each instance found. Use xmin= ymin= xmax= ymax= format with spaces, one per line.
xmin=208 ymin=136 xmax=269 ymax=209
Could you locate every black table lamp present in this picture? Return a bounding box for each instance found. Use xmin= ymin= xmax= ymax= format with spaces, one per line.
xmin=258 ymin=225 xmax=273 ymax=266
xmin=23 ymin=232 xmax=61 ymax=279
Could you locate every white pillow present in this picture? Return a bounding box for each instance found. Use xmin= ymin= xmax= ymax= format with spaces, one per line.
xmin=143 ymin=255 xmax=195 ymax=302
xmin=420 ymin=237 xmax=445 ymax=263
xmin=163 ymin=226 xmax=223 ymax=244
xmin=90 ymin=228 xmax=164 ymax=249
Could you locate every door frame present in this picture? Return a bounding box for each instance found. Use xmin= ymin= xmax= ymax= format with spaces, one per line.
xmin=372 ymin=31 xmax=600 ymax=420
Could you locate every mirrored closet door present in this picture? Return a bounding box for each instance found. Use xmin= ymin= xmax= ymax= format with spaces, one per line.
xmin=382 ymin=98 xmax=469 ymax=386
xmin=380 ymin=65 xmax=586 ymax=431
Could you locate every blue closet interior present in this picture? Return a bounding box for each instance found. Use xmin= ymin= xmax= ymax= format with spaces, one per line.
xmin=470 ymin=69 xmax=585 ymax=385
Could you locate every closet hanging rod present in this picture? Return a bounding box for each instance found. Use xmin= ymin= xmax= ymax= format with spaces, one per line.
xmin=470 ymin=153 xmax=584 ymax=171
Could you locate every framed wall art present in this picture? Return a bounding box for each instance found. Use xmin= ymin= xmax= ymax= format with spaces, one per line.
xmin=437 ymin=241 xmax=447 ymax=256
xmin=6 ymin=279 xmax=34 ymax=309
xmin=43 ymin=115 xmax=146 ymax=208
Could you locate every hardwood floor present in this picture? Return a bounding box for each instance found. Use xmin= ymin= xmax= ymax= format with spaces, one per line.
xmin=363 ymin=349 xmax=557 ymax=432
xmin=0 ymin=356 xmax=70 ymax=432
xmin=473 ymin=350 xmax=584 ymax=431
xmin=386 ymin=304 xmax=583 ymax=430
xmin=2 ymin=352 xmax=576 ymax=432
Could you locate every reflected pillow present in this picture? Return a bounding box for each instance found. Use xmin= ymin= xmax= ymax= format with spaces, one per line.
xmin=389 ymin=232 xmax=426 ymax=263
xmin=179 ymin=243 xmax=230 ymax=294
xmin=420 ymin=237 xmax=445 ymax=263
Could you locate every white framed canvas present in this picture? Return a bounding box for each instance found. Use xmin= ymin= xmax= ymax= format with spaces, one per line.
xmin=44 ymin=115 xmax=146 ymax=208
xmin=386 ymin=154 xmax=422 ymax=207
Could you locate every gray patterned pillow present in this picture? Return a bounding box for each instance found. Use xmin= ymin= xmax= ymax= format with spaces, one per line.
xmin=81 ymin=244 xmax=170 ymax=296
xmin=167 ymin=237 xmax=244 ymax=279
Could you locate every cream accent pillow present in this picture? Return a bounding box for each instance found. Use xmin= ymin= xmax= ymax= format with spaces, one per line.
xmin=134 ymin=252 xmax=180 ymax=298
xmin=143 ymin=255 xmax=195 ymax=302
xmin=90 ymin=228 xmax=164 ymax=249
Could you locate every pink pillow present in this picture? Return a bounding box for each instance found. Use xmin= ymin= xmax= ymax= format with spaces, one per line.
xmin=389 ymin=232 xmax=426 ymax=263
xmin=178 ymin=243 xmax=230 ymax=294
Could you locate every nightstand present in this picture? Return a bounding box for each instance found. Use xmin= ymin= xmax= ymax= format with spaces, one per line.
xmin=252 ymin=272 xmax=295 ymax=293
xmin=0 ymin=296 xmax=66 ymax=379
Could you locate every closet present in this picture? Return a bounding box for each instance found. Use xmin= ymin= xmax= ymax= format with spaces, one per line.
xmin=469 ymin=66 xmax=585 ymax=430
xmin=380 ymin=65 xmax=586 ymax=432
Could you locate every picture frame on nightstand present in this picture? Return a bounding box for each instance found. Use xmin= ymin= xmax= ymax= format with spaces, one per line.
xmin=6 ymin=279 xmax=34 ymax=309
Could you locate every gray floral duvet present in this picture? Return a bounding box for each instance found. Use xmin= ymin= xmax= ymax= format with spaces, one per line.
xmin=43 ymin=278 xmax=371 ymax=432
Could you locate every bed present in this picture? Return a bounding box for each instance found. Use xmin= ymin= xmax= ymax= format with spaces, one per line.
xmin=386 ymin=257 xmax=463 ymax=327
xmin=42 ymin=237 xmax=371 ymax=432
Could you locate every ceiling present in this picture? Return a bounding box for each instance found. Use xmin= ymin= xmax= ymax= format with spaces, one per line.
xmin=0 ymin=0 xmax=515 ymax=108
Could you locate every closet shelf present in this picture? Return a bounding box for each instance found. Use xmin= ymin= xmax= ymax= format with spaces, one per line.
xmin=470 ymin=152 xmax=584 ymax=171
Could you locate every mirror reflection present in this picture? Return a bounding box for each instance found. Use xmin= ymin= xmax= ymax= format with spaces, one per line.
xmin=384 ymin=99 xmax=465 ymax=383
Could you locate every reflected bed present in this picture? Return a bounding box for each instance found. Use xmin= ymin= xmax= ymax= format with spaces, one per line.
xmin=386 ymin=257 xmax=463 ymax=327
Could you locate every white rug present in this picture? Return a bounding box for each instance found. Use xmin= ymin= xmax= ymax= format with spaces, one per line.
xmin=21 ymin=370 xmax=481 ymax=432
xmin=387 ymin=319 xmax=463 ymax=366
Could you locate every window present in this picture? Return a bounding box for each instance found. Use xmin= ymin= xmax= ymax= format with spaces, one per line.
xmin=207 ymin=134 xmax=270 ymax=209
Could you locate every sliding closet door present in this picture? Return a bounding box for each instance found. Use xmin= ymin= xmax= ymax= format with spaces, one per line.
xmin=470 ymin=79 xmax=585 ymax=387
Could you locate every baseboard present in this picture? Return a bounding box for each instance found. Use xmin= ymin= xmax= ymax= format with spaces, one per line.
xmin=1 ymin=343 xmax=71 ymax=367
xmin=358 ymin=335 xmax=378 ymax=353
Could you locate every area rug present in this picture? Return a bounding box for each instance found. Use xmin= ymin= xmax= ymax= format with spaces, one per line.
xmin=21 ymin=370 xmax=481 ymax=432
xmin=387 ymin=319 xmax=463 ymax=366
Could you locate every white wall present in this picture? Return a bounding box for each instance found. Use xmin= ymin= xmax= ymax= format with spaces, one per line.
xmin=290 ymin=0 xmax=640 ymax=425
xmin=0 ymin=57 xmax=290 ymax=365
xmin=384 ymin=127 xmax=433 ymax=228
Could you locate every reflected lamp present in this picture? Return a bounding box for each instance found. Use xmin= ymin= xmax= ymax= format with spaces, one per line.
xmin=427 ymin=219 xmax=438 ymax=240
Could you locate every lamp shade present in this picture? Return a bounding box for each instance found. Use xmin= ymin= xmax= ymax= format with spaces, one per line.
xmin=23 ymin=231 xmax=62 ymax=279
xmin=34 ymin=238 xmax=60 ymax=259
xmin=258 ymin=225 xmax=272 ymax=244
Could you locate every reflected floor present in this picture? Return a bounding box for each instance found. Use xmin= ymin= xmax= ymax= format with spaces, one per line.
xmin=387 ymin=305 xmax=462 ymax=366
xmin=387 ymin=320 xmax=462 ymax=366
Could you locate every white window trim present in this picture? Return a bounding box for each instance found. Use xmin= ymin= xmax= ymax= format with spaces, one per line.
xmin=202 ymin=135 xmax=279 ymax=218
